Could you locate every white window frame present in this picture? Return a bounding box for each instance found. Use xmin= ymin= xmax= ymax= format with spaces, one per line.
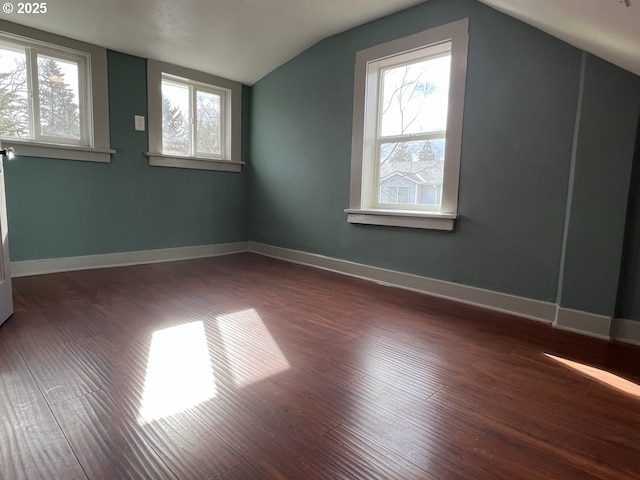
xmin=147 ymin=60 xmax=243 ymax=172
xmin=0 ymin=20 xmax=113 ymax=163
xmin=346 ymin=19 xmax=469 ymax=231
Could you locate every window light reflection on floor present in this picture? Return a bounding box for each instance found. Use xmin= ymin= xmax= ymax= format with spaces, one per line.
xmin=545 ymin=353 xmax=640 ymax=398
xmin=138 ymin=309 xmax=289 ymax=424
xmin=216 ymin=308 xmax=290 ymax=389
xmin=139 ymin=321 xmax=217 ymax=423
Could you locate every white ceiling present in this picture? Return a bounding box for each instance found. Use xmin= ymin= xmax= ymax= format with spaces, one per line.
xmin=4 ymin=0 xmax=640 ymax=85
xmin=478 ymin=0 xmax=640 ymax=78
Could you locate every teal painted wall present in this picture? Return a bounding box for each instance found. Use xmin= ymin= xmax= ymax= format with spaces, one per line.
xmin=616 ymin=107 xmax=640 ymax=321
xmin=558 ymin=54 xmax=640 ymax=317
xmin=249 ymin=0 xmax=581 ymax=303
xmin=5 ymin=51 xmax=248 ymax=261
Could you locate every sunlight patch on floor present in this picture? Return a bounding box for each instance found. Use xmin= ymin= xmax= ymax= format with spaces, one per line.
xmin=139 ymin=321 xmax=217 ymax=423
xmin=216 ymin=308 xmax=290 ymax=388
xmin=545 ymin=353 xmax=640 ymax=398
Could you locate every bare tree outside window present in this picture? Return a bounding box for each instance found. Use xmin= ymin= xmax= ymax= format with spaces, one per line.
xmin=161 ymin=76 xmax=224 ymax=158
xmin=377 ymin=55 xmax=450 ymax=207
xmin=196 ymin=90 xmax=221 ymax=155
xmin=162 ymin=94 xmax=189 ymax=156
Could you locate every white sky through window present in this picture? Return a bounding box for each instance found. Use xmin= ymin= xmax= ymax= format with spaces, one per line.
xmin=162 ymin=80 xmax=190 ymax=116
xmin=380 ymin=54 xmax=451 ymax=137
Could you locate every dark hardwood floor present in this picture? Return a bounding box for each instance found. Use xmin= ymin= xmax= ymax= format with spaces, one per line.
xmin=2 ymin=252 xmax=640 ymax=479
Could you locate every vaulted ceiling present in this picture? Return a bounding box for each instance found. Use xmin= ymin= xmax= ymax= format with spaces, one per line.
xmin=4 ymin=0 xmax=640 ymax=85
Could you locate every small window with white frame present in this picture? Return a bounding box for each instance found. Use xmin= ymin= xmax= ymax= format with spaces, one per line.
xmin=147 ymin=60 xmax=243 ymax=172
xmin=346 ymin=19 xmax=469 ymax=231
xmin=161 ymin=74 xmax=230 ymax=160
xmin=0 ymin=21 xmax=112 ymax=163
xmin=0 ymin=38 xmax=88 ymax=144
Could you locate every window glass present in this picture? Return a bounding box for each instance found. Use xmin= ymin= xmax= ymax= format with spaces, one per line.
xmin=161 ymin=80 xmax=190 ymax=156
xmin=196 ymin=90 xmax=221 ymax=156
xmin=378 ymin=139 xmax=445 ymax=207
xmin=380 ymin=55 xmax=451 ymax=137
xmin=0 ymin=45 xmax=29 ymax=138
xmin=37 ymin=55 xmax=81 ymax=140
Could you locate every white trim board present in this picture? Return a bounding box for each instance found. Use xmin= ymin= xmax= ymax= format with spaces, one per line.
xmin=612 ymin=318 xmax=640 ymax=347
xmin=248 ymin=241 xmax=557 ymax=325
xmin=248 ymin=242 xmax=640 ymax=346
xmin=553 ymin=307 xmax=612 ymax=341
xmin=10 ymin=239 xmax=639 ymax=347
xmin=10 ymin=242 xmax=249 ymax=277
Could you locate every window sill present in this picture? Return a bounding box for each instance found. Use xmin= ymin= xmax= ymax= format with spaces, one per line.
xmin=146 ymin=153 xmax=244 ymax=172
xmin=345 ymin=208 xmax=458 ymax=231
xmin=2 ymin=139 xmax=114 ymax=163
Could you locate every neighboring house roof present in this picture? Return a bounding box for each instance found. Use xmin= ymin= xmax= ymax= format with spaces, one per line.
xmin=379 ymin=160 xmax=443 ymax=185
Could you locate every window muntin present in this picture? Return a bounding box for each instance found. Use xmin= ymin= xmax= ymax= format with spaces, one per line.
xmin=161 ymin=74 xmax=229 ymax=160
xmin=0 ymin=37 xmax=89 ymax=146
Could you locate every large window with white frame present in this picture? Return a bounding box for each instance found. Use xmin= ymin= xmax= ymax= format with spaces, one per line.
xmin=346 ymin=19 xmax=469 ymax=231
xmin=147 ymin=60 xmax=243 ymax=172
xmin=0 ymin=21 xmax=112 ymax=163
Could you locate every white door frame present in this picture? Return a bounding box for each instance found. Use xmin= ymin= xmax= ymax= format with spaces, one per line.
xmin=0 ymin=142 xmax=13 ymax=326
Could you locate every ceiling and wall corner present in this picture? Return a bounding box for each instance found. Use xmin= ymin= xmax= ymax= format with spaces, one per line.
xmin=477 ymin=0 xmax=640 ymax=79
xmin=1 ymin=0 xmax=639 ymax=85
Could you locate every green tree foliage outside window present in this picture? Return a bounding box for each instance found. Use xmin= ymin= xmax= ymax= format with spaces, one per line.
xmin=37 ymin=57 xmax=80 ymax=139
xmin=0 ymin=47 xmax=82 ymax=143
xmin=0 ymin=56 xmax=29 ymax=138
xmin=162 ymin=94 xmax=188 ymax=155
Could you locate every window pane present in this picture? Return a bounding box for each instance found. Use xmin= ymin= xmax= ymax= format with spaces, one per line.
xmin=38 ymin=55 xmax=81 ymax=139
xmin=380 ymin=54 xmax=451 ymax=137
xmin=0 ymin=46 xmax=29 ymax=138
xmin=162 ymin=81 xmax=190 ymax=156
xmin=196 ymin=90 xmax=221 ymax=155
xmin=378 ymin=139 xmax=445 ymax=207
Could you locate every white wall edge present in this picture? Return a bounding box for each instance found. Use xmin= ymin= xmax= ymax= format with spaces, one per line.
xmin=612 ymin=318 xmax=640 ymax=347
xmin=553 ymin=306 xmax=612 ymax=340
xmin=248 ymin=241 xmax=557 ymax=325
xmin=10 ymin=242 xmax=249 ymax=277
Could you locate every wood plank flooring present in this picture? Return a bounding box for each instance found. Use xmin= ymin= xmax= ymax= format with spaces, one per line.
xmin=2 ymin=252 xmax=640 ymax=479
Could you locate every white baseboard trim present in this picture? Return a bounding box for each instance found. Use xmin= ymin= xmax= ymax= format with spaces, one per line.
xmin=11 ymin=240 xmax=635 ymax=346
xmin=249 ymin=242 xmax=640 ymax=344
xmin=10 ymin=242 xmax=249 ymax=277
xmin=248 ymin=241 xmax=557 ymax=325
xmin=612 ymin=318 xmax=640 ymax=347
xmin=553 ymin=307 xmax=612 ymax=340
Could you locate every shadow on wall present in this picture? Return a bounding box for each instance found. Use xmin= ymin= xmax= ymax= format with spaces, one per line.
xmin=616 ymin=108 xmax=640 ymax=320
